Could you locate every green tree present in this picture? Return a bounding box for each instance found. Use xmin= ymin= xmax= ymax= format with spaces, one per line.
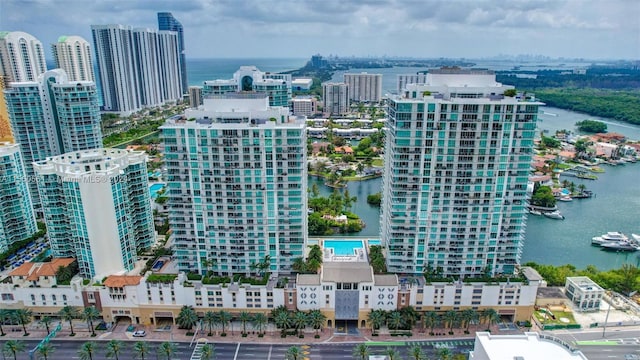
xmin=176 ymin=305 xmax=198 ymax=330
xmin=13 ymin=308 xmax=32 ymax=336
xmin=423 ymin=311 xmax=440 ymax=335
xmin=239 ymin=311 xmax=251 ymax=335
xmin=218 ymin=310 xmax=232 ymax=335
xmin=252 ymin=313 xmax=268 ymax=335
xmin=274 ymin=311 xmax=292 ymax=336
xmin=482 ymin=309 xmax=500 ymax=330
xmin=37 ymin=342 xmax=55 ymax=360
xmin=204 ymin=311 xmax=217 ymax=336
xmin=0 ymin=308 xmax=9 ymax=336
xmin=292 ymin=311 xmax=308 ymax=337
xmin=368 ymin=309 xmax=386 ymax=336
xmin=400 ymin=306 xmax=419 ymax=330
xmin=576 ymin=119 xmax=607 ymax=133
xmin=408 ymin=345 xmax=425 ymax=360
xmin=200 ymin=344 xmax=215 ymax=360
xmin=352 ymin=343 xmax=370 ymax=360
xmin=387 ymin=310 xmax=404 ymax=331
xmin=503 ymin=89 xmax=517 ymax=97
xmin=3 ymin=340 xmax=25 ymax=360
xmin=41 ymin=316 xmax=52 ymax=335
xmin=531 ymin=185 xmax=557 ymax=208
xmin=384 ymin=347 xmax=401 ymax=360
xmin=443 ymin=311 xmax=459 ymax=333
xmin=82 ymin=306 xmax=101 ymax=337
xmin=367 ymin=192 xmax=382 ymax=207
xmin=133 ymin=341 xmax=150 ymax=360
xmin=460 ymin=308 xmax=479 ymax=333
xmin=157 ymin=342 xmax=177 ymax=360
xmin=106 ymin=339 xmax=124 ymax=360
xmin=437 ymin=348 xmax=453 ymax=360
xmin=78 ymin=342 xmax=97 ymax=360
xmin=59 ymin=305 xmax=80 ymax=336
xmin=286 ymin=346 xmax=302 ymax=360
xmin=308 ymin=310 xmax=326 ymax=337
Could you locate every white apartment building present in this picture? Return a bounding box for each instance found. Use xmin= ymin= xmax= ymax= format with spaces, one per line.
xmin=397 ymin=73 xmax=428 ymax=94
xmin=203 ymin=66 xmax=292 ymax=107
xmin=0 ymin=31 xmax=47 ymax=82
xmin=470 ymin=332 xmax=588 ymax=360
xmin=160 ymin=93 xmax=307 ymax=276
xmin=344 ymin=73 xmax=382 ymax=102
xmin=33 ymin=149 xmax=155 ymax=279
xmin=322 ymin=82 xmax=349 ymax=116
xmin=381 ymin=68 xmax=543 ymax=277
xmin=291 ymin=96 xmax=317 ymax=116
xmin=51 ymin=35 xmax=95 ymax=82
xmin=189 ymin=86 xmax=203 ymax=108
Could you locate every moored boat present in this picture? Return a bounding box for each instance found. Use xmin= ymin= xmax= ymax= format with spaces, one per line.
xmin=600 ymin=241 xmax=640 ymax=252
xmin=543 ymin=211 xmax=564 ymax=220
xmin=592 ymin=232 xmax=629 ymax=246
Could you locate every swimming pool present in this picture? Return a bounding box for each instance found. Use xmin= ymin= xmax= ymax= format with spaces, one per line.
xmin=149 ymin=183 xmax=165 ymax=199
xmin=324 ymin=240 xmax=364 ymax=256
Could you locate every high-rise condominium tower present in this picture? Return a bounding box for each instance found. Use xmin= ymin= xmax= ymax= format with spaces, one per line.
xmin=91 ymin=24 xmax=182 ymax=115
xmin=322 ymin=82 xmax=349 ymax=115
xmin=52 ymin=35 xmax=95 ymax=82
xmin=34 ymin=148 xmax=155 ymax=279
xmin=4 ymin=69 xmax=102 ymax=214
xmin=344 ymin=72 xmax=383 ymax=102
xmin=0 ymin=31 xmax=47 ymax=82
xmin=158 ymin=12 xmax=187 ymax=93
xmin=161 ymin=93 xmax=307 ymax=275
xmin=0 ymin=76 xmax=12 ymax=142
xmin=203 ymin=66 xmax=292 ymax=107
xmin=381 ymin=68 xmax=542 ymax=277
xmin=0 ymin=142 xmax=37 ymax=253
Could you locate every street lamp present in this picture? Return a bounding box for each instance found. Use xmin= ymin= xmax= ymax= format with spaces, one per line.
xmin=602 ymin=292 xmax=612 ymax=338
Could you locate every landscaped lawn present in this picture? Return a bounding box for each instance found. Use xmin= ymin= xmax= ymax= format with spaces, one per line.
xmin=371 ymin=158 xmax=384 ymax=167
xmin=534 ymin=309 xmax=577 ymax=325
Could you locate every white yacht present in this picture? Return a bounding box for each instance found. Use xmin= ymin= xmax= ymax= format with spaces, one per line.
xmin=591 ymin=232 xmax=629 ymax=246
xmin=543 ymin=211 xmax=564 ymax=220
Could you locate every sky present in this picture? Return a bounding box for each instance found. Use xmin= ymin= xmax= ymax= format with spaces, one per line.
xmin=1 ymin=0 xmax=639 ymax=60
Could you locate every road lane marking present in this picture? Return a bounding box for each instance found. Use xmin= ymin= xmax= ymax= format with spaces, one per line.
xmin=233 ymin=343 xmax=241 ymax=360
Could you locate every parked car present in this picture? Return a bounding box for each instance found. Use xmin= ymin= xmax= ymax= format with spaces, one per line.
xmin=132 ymin=330 xmax=146 ymax=337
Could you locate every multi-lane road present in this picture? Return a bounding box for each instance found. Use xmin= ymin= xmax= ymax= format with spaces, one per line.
xmin=5 ymin=329 xmax=640 ymax=360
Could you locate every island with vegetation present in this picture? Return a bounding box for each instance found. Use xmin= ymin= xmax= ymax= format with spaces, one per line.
xmin=307 ymin=184 xmax=364 ymax=235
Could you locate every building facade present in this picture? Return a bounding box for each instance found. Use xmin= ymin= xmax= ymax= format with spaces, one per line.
xmin=381 ymin=68 xmax=542 ymax=277
xmin=344 ymin=73 xmax=382 ymax=102
xmin=565 ymin=276 xmax=604 ymax=312
xmin=188 ymin=86 xmax=203 ymax=108
xmin=33 ymin=149 xmax=155 ymax=279
xmin=322 ymin=82 xmax=349 ymax=116
xmin=397 ymin=73 xmax=428 ymax=94
xmin=4 ymin=69 xmax=102 ymax=213
xmin=158 ymin=12 xmax=187 ymax=93
xmin=91 ymin=24 xmax=182 ymax=115
xmin=202 ymin=66 xmax=292 ymax=107
xmin=51 ymin=35 xmax=95 ymax=82
xmin=291 ymin=96 xmax=317 ymax=117
xmin=0 ymin=142 xmax=37 ymax=252
xmin=160 ymin=93 xmax=307 ymax=275
xmin=0 ymin=76 xmax=12 ymax=142
xmin=0 ymin=31 xmax=47 ymax=83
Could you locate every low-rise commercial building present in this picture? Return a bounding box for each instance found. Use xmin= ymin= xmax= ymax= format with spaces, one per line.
xmin=565 ymin=276 xmax=604 ymax=312
xmin=469 ymin=332 xmax=588 ymax=360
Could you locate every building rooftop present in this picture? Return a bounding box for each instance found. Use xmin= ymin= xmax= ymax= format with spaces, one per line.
xmin=297 ymin=274 xmax=321 ymax=286
xmin=374 ymin=274 xmax=398 ymax=286
xmin=537 ymin=286 xmax=567 ymax=299
xmin=521 ymin=267 xmax=543 ymax=282
xmin=322 ymin=262 xmax=373 ymax=283
xmin=9 ymin=258 xmax=76 ymax=281
xmin=566 ymin=276 xmax=603 ymax=291
xmin=104 ymin=275 xmax=143 ymax=288
xmin=470 ymin=332 xmax=588 ymax=360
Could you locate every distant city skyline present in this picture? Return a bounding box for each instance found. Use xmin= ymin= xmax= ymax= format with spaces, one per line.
xmin=1 ymin=0 xmax=638 ymax=60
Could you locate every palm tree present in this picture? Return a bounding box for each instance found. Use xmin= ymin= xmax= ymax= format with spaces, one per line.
xmin=176 ymin=305 xmax=198 ymax=330
xmin=368 ymin=309 xmax=386 ymax=336
xmin=274 ymin=310 xmax=291 ymax=336
xmin=200 ymin=344 xmax=215 ymax=360
xmin=218 ymin=310 xmax=232 ymax=336
xmin=485 ymin=309 xmax=501 ymax=331
xmin=308 ymin=310 xmax=326 ymax=337
xmin=252 ymin=313 xmax=268 ymax=336
xmin=3 ymin=340 xmax=25 ymax=360
xmin=82 ymin=306 xmax=101 ymax=337
xmin=78 ymin=342 xmax=96 ymax=360
xmin=292 ymin=311 xmax=308 ymax=337
xmin=157 ymin=342 xmax=176 ymax=360
xmin=423 ymin=311 xmax=440 ymax=335
xmin=238 ymin=311 xmax=251 ymax=335
xmin=400 ymin=306 xmax=419 ymax=330
xmin=460 ymin=308 xmax=478 ymax=333
xmin=13 ymin=308 xmax=32 ymax=336
xmin=443 ymin=310 xmax=459 ymax=334
xmin=59 ymin=305 xmax=80 ymax=336
xmin=105 ymin=339 xmax=124 ymax=360
xmin=133 ymin=341 xmax=150 ymax=360
xmin=408 ymin=345 xmax=424 ymax=360
xmin=204 ymin=311 xmax=216 ymax=336
xmin=285 ymin=346 xmax=302 ymax=360
xmin=37 ymin=342 xmax=55 ymax=360
xmin=41 ymin=316 xmax=52 ymax=335
xmin=352 ymin=343 xmax=370 ymax=360
xmin=383 ymin=347 xmax=401 ymax=360
xmin=387 ymin=310 xmax=404 ymax=331
xmin=437 ymin=348 xmax=453 ymax=360
xmin=0 ymin=308 xmax=9 ymax=336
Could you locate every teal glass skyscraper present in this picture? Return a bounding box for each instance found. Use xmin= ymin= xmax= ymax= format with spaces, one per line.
xmin=158 ymin=12 xmax=187 ymax=93
xmin=0 ymin=142 xmax=37 ymax=253
xmin=381 ymin=68 xmax=542 ymax=277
